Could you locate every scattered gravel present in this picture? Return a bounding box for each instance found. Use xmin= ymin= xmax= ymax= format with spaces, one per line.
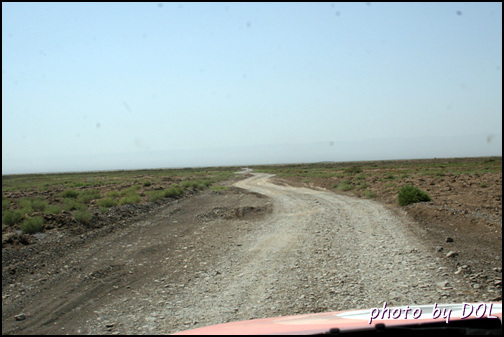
xmin=2 ymin=173 xmax=497 ymax=335
xmin=90 ymin=173 xmax=487 ymax=334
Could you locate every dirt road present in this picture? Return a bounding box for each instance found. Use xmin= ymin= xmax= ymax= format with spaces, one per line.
xmin=2 ymin=172 xmax=484 ymax=334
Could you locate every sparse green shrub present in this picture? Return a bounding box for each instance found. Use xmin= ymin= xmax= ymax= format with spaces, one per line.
xmin=20 ymin=206 xmax=34 ymax=215
xmin=73 ymin=209 xmax=92 ymax=224
xmin=181 ymin=181 xmax=204 ymax=189
xmin=44 ymin=205 xmax=62 ymax=214
xmin=357 ymin=183 xmax=368 ymax=190
xmin=119 ymin=193 xmax=141 ymax=205
xmin=20 ymin=216 xmax=44 ymax=234
xmin=78 ymin=194 xmax=94 ymax=204
xmin=38 ymin=183 xmax=50 ymax=192
xmin=345 ymin=166 xmax=362 ymax=175
xmin=2 ymin=209 xmax=25 ymax=226
xmin=120 ymin=185 xmax=141 ymax=196
xmin=210 ymin=185 xmax=228 ymax=192
xmin=78 ymin=190 xmax=101 ymax=204
xmin=201 ymin=179 xmax=213 ymax=187
xmin=106 ymin=191 xmax=120 ymax=198
xmin=4 ymin=205 xmax=34 ymax=225
xmin=2 ymin=199 xmax=11 ymax=210
xmin=97 ymin=197 xmax=118 ymax=208
xmin=18 ymin=198 xmax=34 ymax=209
xmin=398 ymin=185 xmax=432 ymax=206
xmin=338 ymin=182 xmax=354 ymax=191
xmin=164 ymin=186 xmax=184 ymax=198
xmin=143 ymin=180 xmax=152 ymax=187
xmin=61 ymin=189 xmax=79 ymax=198
xmin=63 ymin=198 xmax=87 ymax=211
xmin=181 ymin=179 xmax=213 ymax=189
xmin=83 ymin=189 xmax=101 ymax=197
xmin=146 ymin=190 xmax=165 ymax=202
xmin=363 ymin=190 xmax=376 ymax=199
xmin=31 ymin=198 xmax=49 ymax=211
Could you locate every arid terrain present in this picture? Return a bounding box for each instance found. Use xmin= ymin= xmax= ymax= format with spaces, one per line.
xmin=2 ymin=157 xmax=502 ymax=334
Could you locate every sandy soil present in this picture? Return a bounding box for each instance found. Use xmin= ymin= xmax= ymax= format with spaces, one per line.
xmin=2 ymin=168 xmax=502 ymax=334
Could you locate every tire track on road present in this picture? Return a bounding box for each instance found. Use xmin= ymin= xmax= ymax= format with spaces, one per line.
xmin=73 ymin=172 xmax=478 ymax=334
xmin=165 ymin=172 xmax=474 ymax=334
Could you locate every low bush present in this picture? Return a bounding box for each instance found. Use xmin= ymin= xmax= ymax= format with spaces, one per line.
xmin=338 ymin=182 xmax=354 ymax=191
xmin=44 ymin=205 xmax=62 ymax=214
xmin=398 ymin=185 xmax=432 ymax=206
xmin=146 ymin=190 xmax=165 ymax=202
xmin=31 ymin=198 xmax=49 ymax=211
xmin=201 ymin=179 xmax=213 ymax=187
xmin=78 ymin=194 xmax=94 ymax=204
xmin=61 ymin=189 xmax=79 ymax=198
xmin=345 ymin=166 xmax=362 ymax=175
xmin=97 ymin=197 xmax=118 ymax=208
xmin=181 ymin=181 xmax=204 ymax=189
xmin=120 ymin=185 xmax=141 ymax=196
xmin=210 ymin=185 xmax=228 ymax=192
xmin=18 ymin=198 xmax=34 ymax=209
xmin=73 ymin=209 xmax=92 ymax=224
xmin=2 ymin=199 xmax=11 ymax=210
xmin=2 ymin=209 xmax=25 ymax=226
xmin=333 ymin=180 xmax=354 ymax=191
xmin=363 ymin=190 xmax=376 ymax=199
xmin=106 ymin=191 xmax=120 ymax=198
xmin=164 ymin=186 xmax=184 ymax=198
xmin=16 ymin=198 xmax=49 ymax=213
xmin=20 ymin=216 xmax=44 ymax=234
xmin=119 ymin=193 xmax=141 ymax=205
xmin=78 ymin=190 xmax=101 ymax=204
xmin=63 ymin=198 xmax=87 ymax=212
xmin=357 ymin=183 xmax=368 ymax=190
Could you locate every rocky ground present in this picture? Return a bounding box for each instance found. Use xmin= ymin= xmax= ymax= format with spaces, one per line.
xmin=270 ymin=159 xmax=502 ymax=299
xmin=2 ymin=160 xmax=502 ymax=335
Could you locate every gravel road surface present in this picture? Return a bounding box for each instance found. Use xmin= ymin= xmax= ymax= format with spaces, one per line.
xmin=3 ymin=172 xmax=479 ymax=334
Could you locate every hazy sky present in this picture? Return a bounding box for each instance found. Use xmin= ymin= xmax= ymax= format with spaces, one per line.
xmin=2 ymin=2 xmax=502 ymax=174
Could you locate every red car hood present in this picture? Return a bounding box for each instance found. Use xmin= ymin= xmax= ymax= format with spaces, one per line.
xmin=173 ymin=302 xmax=502 ymax=335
